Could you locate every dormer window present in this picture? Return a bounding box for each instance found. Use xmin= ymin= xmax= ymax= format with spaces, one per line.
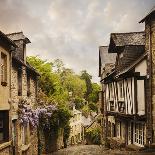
xmin=1 ymin=53 xmax=7 ymax=86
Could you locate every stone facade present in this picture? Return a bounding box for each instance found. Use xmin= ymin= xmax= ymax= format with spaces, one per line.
xmin=69 ymin=106 xmax=84 ymax=145
xmin=0 ymin=31 xmax=16 ymax=154
xmin=0 ymin=31 xmax=39 ymax=155
xmin=144 ymin=13 xmax=155 ymax=146
xmin=8 ymin=32 xmax=39 ymax=155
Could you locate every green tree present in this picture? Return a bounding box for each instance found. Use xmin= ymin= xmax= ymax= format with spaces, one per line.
xmin=80 ymin=70 xmax=92 ymax=100
xmin=88 ymin=83 xmax=100 ymax=103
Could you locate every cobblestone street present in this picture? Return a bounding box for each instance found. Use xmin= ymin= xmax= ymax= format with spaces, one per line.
xmin=50 ymin=145 xmax=155 ymax=155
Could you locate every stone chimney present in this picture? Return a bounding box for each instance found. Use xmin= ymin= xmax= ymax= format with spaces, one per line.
xmin=7 ymin=32 xmax=31 ymax=63
xmin=140 ymin=6 xmax=155 ymax=145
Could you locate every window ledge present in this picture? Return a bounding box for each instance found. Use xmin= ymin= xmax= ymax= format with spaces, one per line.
xmin=20 ymin=143 xmax=31 ymax=151
xmin=0 ymin=141 xmax=11 ymax=150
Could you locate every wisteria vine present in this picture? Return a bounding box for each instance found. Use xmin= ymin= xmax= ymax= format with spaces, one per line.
xmin=18 ymin=99 xmax=58 ymax=129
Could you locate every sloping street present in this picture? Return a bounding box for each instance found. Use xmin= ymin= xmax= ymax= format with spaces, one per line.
xmin=52 ymin=145 xmax=107 ymax=155
xmin=51 ymin=145 xmax=155 ymax=155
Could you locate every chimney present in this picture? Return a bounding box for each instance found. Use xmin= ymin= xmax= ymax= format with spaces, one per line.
xmin=6 ymin=32 xmax=31 ymax=63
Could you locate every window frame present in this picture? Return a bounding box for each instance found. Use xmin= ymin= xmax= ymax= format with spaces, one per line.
xmin=1 ymin=52 xmax=7 ymax=86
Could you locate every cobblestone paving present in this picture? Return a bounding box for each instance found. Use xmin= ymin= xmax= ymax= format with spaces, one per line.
xmin=49 ymin=145 xmax=155 ymax=155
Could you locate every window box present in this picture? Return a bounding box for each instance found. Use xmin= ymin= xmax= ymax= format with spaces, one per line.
xmin=1 ymin=82 xmax=7 ymax=86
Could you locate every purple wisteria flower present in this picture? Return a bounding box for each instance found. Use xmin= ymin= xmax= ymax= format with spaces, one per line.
xmin=18 ymin=103 xmax=58 ymax=129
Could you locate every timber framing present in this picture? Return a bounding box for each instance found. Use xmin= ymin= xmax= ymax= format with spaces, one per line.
xmin=98 ymin=7 xmax=155 ymax=148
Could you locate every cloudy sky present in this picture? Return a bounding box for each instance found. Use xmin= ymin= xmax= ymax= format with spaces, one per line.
xmin=0 ymin=0 xmax=155 ymax=82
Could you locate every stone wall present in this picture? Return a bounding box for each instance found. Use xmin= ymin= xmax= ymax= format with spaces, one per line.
xmin=11 ymin=63 xmax=38 ymax=155
xmin=145 ymin=18 xmax=155 ymax=145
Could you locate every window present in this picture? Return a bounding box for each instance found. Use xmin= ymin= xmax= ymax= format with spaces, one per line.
xmin=118 ymin=102 xmax=125 ymax=113
xmin=0 ymin=111 xmax=9 ymax=143
xmin=1 ymin=53 xmax=7 ymax=86
xmin=18 ymin=67 xmax=22 ymax=96
xmin=134 ymin=123 xmax=145 ymax=146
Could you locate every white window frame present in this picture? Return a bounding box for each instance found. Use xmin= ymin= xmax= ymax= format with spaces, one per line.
xmin=133 ymin=123 xmax=145 ymax=147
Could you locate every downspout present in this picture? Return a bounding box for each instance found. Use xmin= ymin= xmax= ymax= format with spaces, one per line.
xmin=148 ymin=22 xmax=152 ymax=146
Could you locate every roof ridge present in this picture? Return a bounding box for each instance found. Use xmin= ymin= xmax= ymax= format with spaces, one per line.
xmin=140 ymin=6 xmax=155 ymax=23
xmin=99 ymin=45 xmax=108 ymax=47
xmin=6 ymin=31 xmax=23 ymax=35
xmin=111 ymin=31 xmax=145 ymax=35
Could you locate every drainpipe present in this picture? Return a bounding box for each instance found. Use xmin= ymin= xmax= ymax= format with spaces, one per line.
xmin=148 ymin=22 xmax=152 ymax=146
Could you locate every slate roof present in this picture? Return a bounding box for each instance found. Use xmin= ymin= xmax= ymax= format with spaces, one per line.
xmin=99 ymin=46 xmax=116 ymax=76
xmin=99 ymin=46 xmax=116 ymax=65
xmin=108 ymin=31 xmax=145 ymax=53
xmin=7 ymin=32 xmax=31 ymax=44
xmin=0 ymin=31 xmax=17 ymax=48
xmin=111 ymin=32 xmax=145 ymax=46
xmin=12 ymin=56 xmax=40 ymax=76
xmin=140 ymin=6 xmax=155 ymax=23
xmin=116 ymin=52 xmax=147 ymax=77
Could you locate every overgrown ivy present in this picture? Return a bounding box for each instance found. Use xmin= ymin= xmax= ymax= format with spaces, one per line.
xmin=85 ymin=127 xmax=101 ymax=145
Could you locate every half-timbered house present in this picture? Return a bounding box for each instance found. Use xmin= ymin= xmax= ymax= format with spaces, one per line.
xmin=99 ymin=7 xmax=155 ymax=148
xmin=99 ymin=9 xmax=155 ymax=148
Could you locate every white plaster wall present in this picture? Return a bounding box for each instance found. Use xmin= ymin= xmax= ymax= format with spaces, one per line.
xmin=137 ymin=80 xmax=145 ymax=115
xmin=135 ymin=60 xmax=147 ymax=76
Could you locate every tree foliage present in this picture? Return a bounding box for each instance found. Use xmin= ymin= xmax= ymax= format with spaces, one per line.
xmin=27 ymin=56 xmax=100 ymax=152
xmin=80 ymin=70 xmax=92 ymax=100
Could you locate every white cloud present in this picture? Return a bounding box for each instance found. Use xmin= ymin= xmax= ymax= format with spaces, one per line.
xmin=0 ymin=0 xmax=155 ymax=82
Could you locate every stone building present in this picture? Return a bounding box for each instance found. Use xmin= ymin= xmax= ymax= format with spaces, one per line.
xmin=0 ymin=31 xmax=16 ymax=155
xmin=0 ymin=31 xmax=39 ymax=155
xmin=99 ymin=6 xmax=155 ymax=149
xmin=69 ymin=105 xmax=84 ymax=145
xmin=6 ymin=32 xmax=39 ymax=155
